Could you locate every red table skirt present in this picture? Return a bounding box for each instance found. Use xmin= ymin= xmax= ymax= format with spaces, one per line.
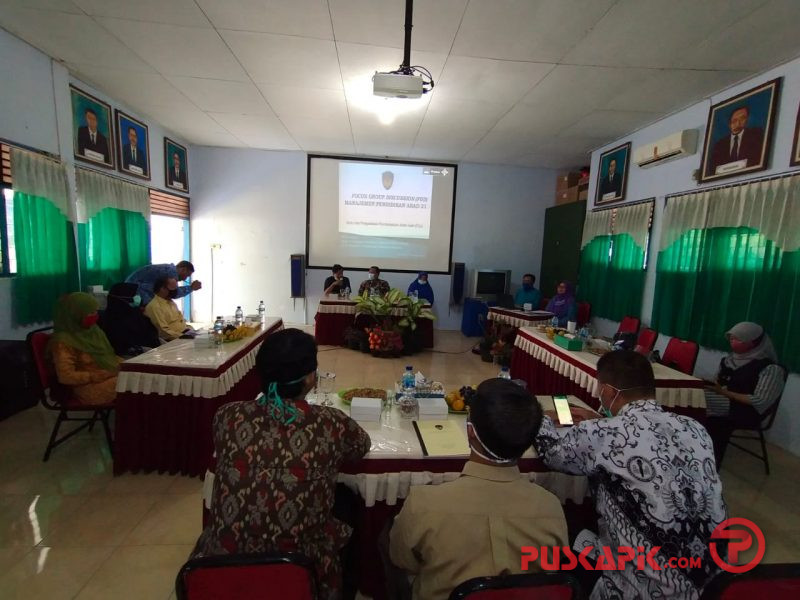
xmin=114 ymin=368 xmax=263 ymax=477
xmin=510 ymin=346 xmax=705 ymax=422
xmin=314 ymin=312 xmax=434 ymax=348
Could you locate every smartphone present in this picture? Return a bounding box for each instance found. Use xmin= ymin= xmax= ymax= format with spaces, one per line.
xmin=553 ymin=395 xmax=573 ymax=426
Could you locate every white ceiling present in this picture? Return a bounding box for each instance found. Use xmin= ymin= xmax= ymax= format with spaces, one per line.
xmin=1 ymin=0 xmax=799 ymax=168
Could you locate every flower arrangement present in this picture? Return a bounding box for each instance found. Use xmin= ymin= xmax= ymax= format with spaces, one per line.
xmin=354 ymin=288 xmax=435 ymax=356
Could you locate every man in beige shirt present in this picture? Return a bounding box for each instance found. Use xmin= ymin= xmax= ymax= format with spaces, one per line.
xmin=143 ymin=277 xmax=194 ymax=341
xmin=389 ymin=379 xmax=568 ymax=600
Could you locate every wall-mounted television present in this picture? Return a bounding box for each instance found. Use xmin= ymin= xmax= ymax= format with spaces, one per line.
xmin=471 ymin=269 xmax=511 ymax=299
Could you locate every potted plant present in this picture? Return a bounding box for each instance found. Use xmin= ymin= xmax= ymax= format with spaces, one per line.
xmin=354 ymin=289 xmax=435 ymax=356
xmin=343 ymin=326 xmax=368 ymax=352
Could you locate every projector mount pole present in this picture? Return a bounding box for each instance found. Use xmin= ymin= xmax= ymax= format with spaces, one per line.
xmin=401 ymin=0 xmax=413 ymax=74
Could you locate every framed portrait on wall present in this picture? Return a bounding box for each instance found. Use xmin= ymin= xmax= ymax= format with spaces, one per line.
xmin=115 ymin=110 xmax=150 ymax=180
xmin=595 ymin=142 xmax=630 ymax=206
xmin=699 ymin=77 xmax=781 ymax=183
xmin=70 ymin=85 xmax=114 ymax=168
xmin=790 ymin=100 xmax=800 ymax=167
xmin=164 ymin=137 xmax=189 ymax=193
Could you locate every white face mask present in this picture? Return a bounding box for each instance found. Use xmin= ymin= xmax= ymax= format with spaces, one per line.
xmin=467 ymin=421 xmax=513 ymax=464
xmin=417 ymin=279 xmax=426 ymax=285
xmin=368 ymin=273 xmax=376 ymax=280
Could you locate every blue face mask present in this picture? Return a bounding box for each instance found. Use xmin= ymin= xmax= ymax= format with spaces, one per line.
xmin=129 ymin=294 xmax=142 ymax=308
xmin=522 ymin=283 xmax=532 ymax=291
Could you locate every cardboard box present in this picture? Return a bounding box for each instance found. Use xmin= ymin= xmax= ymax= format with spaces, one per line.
xmin=556 ymin=185 xmax=580 ymax=205
xmin=578 ymin=188 xmax=588 ymax=201
xmin=556 ymin=172 xmax=581 ymax=191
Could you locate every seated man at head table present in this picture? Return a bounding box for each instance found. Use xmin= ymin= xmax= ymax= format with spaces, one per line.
xmin=143 ymin=276 xmax=196 ymax=341
xmin=357 ymin=265 xmax=390 ymax=297
xmin=324 ymin=263 xmax=351 ymax=296
xmin=535 ymin=350 xmax=727 ymax=600
xmin=126 ymin=259 xmax=201 ymax=306
xmin=389 ymin=378 xmax=568 ymax=600
xmin=514 ymin=272 xmax=541 ymax=309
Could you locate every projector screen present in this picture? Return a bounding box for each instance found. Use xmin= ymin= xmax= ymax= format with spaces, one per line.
xmin=307 ymin=155 xmax=457 ymax=273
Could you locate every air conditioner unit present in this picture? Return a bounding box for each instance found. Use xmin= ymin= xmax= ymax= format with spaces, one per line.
xmin=633 ymin=129 xmax=698 ymax=168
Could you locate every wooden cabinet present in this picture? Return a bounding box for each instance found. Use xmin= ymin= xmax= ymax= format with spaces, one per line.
xmin=539 ymin=200 xmax=586 ymax=298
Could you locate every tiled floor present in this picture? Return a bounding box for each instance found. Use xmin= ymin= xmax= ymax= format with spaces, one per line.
xmin=0 ymin=330 xmax=797 ymax=599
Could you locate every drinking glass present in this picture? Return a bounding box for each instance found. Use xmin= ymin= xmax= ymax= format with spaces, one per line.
xmin=318 ymin=371 xmax=335 ymax=407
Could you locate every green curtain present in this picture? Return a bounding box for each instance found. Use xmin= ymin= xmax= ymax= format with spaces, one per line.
xmin=577 ymin=235 xmax=611 ymax=312
xmin=12 ymin=192 xmax=79 ymax=324
xmin=652 ymin=226 xmax=800 ymax=370
xmin=605 ymin=233 xmax=647 ymax=321
xmin=78 ymin=207 xmax=150 ymax=289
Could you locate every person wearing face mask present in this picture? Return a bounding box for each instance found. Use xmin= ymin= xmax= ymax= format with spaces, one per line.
xmin=406 ymin=271 xmax=434 ymax=305
xmin=144 ymin=277 xmax=196 ymax=341
xmin=388 ymin=379 xmax=567 ymax=600
xmin=98 ymin=282 xmax=160 ymax=356
xmin=514 ymin=273 xmax=541 ymax=309
xmin=535 ymin=350 xmax=727 ymax=600
xmin=323 ymin=264 xmax=351 ymax=296
xmin=49 ymin=292 xmax=121 ymax=406
xmin=357 ymin=265 xmax=390 ymax=297
xmin=545 ymin=280 xmax=577 ymax=327
xmin=125 ymin=260 xmax=201 ymax=306
xmin=704 ymin=322 xmax=786 ymax=468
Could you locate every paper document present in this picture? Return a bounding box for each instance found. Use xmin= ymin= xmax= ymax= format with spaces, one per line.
xmin=412 ymin=420 xmax=469 ymax=457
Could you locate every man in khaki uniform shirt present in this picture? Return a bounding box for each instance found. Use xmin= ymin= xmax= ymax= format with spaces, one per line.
xmin=389 ymin=379 xmax=568 ymax=600
xmin=144 ymin=277 xmax=193 ymax=341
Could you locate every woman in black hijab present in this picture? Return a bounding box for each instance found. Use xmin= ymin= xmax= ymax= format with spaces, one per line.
xmin=99 ymin=282 xmax=160 ymax=356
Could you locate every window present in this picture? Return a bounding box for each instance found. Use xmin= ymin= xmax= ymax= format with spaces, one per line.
xmin=1 ymin=187 xmax=16 ymax=275
xmin=149 ymin=189 xmax=191 ymax=318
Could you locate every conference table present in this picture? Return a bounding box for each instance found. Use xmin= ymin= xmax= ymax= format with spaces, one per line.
xmin=314 ymin=297 xmax=434 ymax=348
xmin=202 ymin=394 xmax=592 ymax=599
xmin=511 ymin=326 xmax=706 ymax=420
xmin=114 ymin=317 xmax=284 ymax=476
xmin=487 ymin=306 xmax=554 ymax=328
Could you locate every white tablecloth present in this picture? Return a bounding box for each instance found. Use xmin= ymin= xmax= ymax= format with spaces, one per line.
xmin=515 ymin=327 xmax=706 ymax=409
xmin=317 ymin=299 xmax=431 ymax=317
xmin=203 ymin=394 xmax=590 ymax=508
xmin=488 ymin=307 xmax=554 ymax=328
xmin=116 ymin=318 xmax=283 ymax=399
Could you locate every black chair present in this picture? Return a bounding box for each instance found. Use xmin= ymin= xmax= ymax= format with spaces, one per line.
xmin=700 ymin=562 xmax=800 ymax=599
xmin=728 ymin=366 xmax=788 ymax=475
xmin=27 ymin=326 xmax=114 ymax=461
xmin=449 ymin=572 xmax=583 ymax=599
xmin=176 ymin=552 xmax=318 ymax=600
xmin=496 ymin=294 xmax=515 ymax=309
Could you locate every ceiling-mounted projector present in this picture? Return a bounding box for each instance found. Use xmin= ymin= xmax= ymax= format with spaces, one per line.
xmin=373 ymin=72 xmax=424 ymax=99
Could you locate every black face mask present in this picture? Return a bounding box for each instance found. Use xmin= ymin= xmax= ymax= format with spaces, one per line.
xmin=168 ymin=289 xmax=179 ymax=299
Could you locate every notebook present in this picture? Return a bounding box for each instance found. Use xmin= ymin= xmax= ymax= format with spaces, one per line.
xmin=412 ymin=420 xmax=470 ymax=457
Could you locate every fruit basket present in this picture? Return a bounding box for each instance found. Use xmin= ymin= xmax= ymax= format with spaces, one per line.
xmin=444 ymin=386 xmax=476 ymax=414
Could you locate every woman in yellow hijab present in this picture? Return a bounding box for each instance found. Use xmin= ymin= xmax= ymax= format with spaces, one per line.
xmin=49 ymin=292 xmax=120 ymax=405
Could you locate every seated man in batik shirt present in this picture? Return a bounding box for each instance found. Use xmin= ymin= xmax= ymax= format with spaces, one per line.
xmin=535 ymin=350 xmax=728 ymax=600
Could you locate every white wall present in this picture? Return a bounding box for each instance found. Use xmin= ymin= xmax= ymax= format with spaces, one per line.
xmin=0 ymin=28 xmax=190 ymax=340
xmin=189 ymin=151 xmax=556 ymax=330
xmin=586 ymin=54 xmax=800 ymax=456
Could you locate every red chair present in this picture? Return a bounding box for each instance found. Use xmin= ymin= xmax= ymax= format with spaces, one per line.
xmin=634 ymin=328 xmax=658 ymax=355
xmin=577 ymin=302 xmax=591 ymax=326
xmin=617 ymin=316 xmax=641 ymax=335
xmin=27 ymin=327 xmax=114 ymax=461
xmin=539 ymin=297 xmax=550 ymax=310
xmin=661 ymin=337 xmax=699 ymax=376
xmin=449 ymin=572 xmax=582 ymax=599
xmin=175 ymin=553 xmax=317 ymax=600
xmin=700 ymin=562 xmax=800 ymax=599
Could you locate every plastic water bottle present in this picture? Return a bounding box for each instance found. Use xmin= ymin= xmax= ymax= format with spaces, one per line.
xmin=498 ymin=366 xmax=511 ymax=380
xmin=551 ymin=316 xmax=559 ymax=328
xmin=213 ymin=316 xmax=225 ymax=346
xmin=402 ymin=366 xmax=415 ymax=391
xmin=257 ymin=300 xmax=266 ymax=323
xmin=343 ymin=286 xmax=350 ymax=299
xmin=234 ymin=306 xmax=244 ymax=325
xmin=578 ymin=326 xmax=590 ymax=342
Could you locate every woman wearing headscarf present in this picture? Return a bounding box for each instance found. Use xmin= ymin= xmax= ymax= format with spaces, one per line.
xmin=49 ymin=293 xmax=121 ymax=406
xmin=193 ymin=329 xmax=370 ymax=600
xmin=704 ymin=322 xmax=786 ymax=467
xmin=407 ymin=271 xmax=434 ymax=305
xmin=98 ymin=282 xmax=160 ymax=357
xmin=545 ymin=281 xmax=577 ymax=327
